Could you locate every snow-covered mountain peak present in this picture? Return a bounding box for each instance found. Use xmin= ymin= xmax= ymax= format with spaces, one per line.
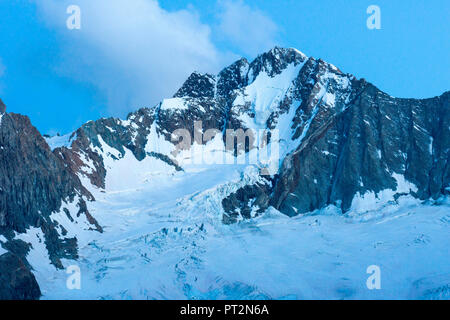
xmin=247 ymin=46 xmax=308 ymax=82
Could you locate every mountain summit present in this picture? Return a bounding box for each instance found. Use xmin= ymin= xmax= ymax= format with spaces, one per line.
xmin=45 ymin=46 xmax=449 ymax=218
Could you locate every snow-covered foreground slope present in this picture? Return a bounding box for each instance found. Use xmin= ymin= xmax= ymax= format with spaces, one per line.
xmin=26 ymin=163 xmax=449 ymax=300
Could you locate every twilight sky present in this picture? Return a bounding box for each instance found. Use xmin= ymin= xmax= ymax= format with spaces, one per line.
xmin=0 ymin=0 xmax=448 ymax=134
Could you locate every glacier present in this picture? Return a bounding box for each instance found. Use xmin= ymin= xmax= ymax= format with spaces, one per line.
xmin=22 ymin=162 xmax=449 ymax=300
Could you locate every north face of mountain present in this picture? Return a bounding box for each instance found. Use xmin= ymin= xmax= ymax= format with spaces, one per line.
xmin=271 ymin=83 xmax=450 ymax=216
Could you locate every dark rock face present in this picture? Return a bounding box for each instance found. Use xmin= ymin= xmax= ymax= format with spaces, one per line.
xmin=0 ymin=99 xmax=101 ymax=299
xmin=0 ymin=253 xmax=41 ymax=300
xmin=272 ymin=84 xmax=450 ymax=215
xmin=0 ymin=111 xmax=88 ymax=234
xmin=222 ymin=180 xmax=272 ymax=224
xmin=248 ymin=46 xmax=307 ymax=80
xmin=174 ymin=72 xmax=216 ymax=99
xmin=216 ymin=58 xmax=249 ymax=99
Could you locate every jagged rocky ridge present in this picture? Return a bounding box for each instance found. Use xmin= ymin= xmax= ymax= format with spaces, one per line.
xmin=46 ymin=47 xmax=449 ymax=221
xmin=0 ymin=47 xmax=449 ymax=298
xmin=0 ymin=99 xmax=101 ymax=299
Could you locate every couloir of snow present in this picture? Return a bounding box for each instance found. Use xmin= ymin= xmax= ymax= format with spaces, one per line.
xmin=19 ymin=157 xmax=449 ymax=300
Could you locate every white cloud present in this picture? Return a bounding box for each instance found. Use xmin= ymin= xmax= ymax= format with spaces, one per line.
xmin=34 ymin=0 xmax=280 ymax=117
xmin=35 ymin=0 xmax=224 ymax=116
xmin=216 ymin=0 xmax=279 ymax=57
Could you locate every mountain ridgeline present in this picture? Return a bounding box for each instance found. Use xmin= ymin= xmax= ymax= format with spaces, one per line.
xmin=0 ymin=47 xmax=449 ymax=299
xmin=45 ymin=47 xmax=448 ymax=219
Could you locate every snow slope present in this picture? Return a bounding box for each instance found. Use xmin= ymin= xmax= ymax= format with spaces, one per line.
xmin=24 ymin=162 xmax=449 ymax=300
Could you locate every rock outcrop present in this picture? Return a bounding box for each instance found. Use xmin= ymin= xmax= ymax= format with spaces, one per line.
xmin=0 ymin=99 xmax=101 ymax=299
xmin=0 ymin=252 xmax=41 ymax=300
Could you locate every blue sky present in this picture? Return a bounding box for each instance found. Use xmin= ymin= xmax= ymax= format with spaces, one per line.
xmin=0 ymin=0 xmax=448 ymax=134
